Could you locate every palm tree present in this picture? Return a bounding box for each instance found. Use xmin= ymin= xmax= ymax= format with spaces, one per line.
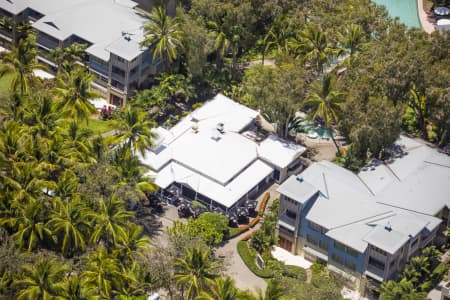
xmin=379 ymin=279 xmax=425 ymax=300
xmin=60 ymin=121 xmax=95 ymax=165
xmin=303 ymin=74 xmax=345 ymax=151
xmin=23 ymin=93 xmax=59 ymax=141
xmin=89 ymin=195 xmax=135 ymax=250
xmin=290 ymin=24 xmax=340 ymax=74
xmin=0 ymin=34 xmax=44 ymax=95
xmin=47 ymin=197 xmax=91 ymax=257
xmin=337 ymin=24 xmax=365 ymax=57
xmin=409 ymin=84 xmax=429 ymax=140
xmin=173 ymin=247 xmax=219 ymax=300
xmin=0 ymin=199 xmax=53 ymax=251
xmin=63 ymin=274 xmax=98 ymax=300
xmin=13 ymin=257 xmax=69 ymax=300
xmin=141 ymin=7 xmax=184 ymax=71
xmin=115 ymin=223 xmax=150 ymax=264
xmin=82 ymin=245 xmax=123 ymax=299
xmin=207 ymin=21 xmax=230 ymax=71
xmin=259 ymin=280 xmax=283 ymax=300
xmin=112 ymin=106 xmax=156 ymax=156
xmin=53 ymin=67 xmax=98 ymax=122
xmin=263 ymin=18 xmax=293 ymax=61
xmin=196 ymin=277 xmax=240 ymax=300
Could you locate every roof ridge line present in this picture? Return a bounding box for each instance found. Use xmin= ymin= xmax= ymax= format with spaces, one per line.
xmin=328 ymin=211 xmax=395 ymax=231
xmin=356 ymin=173 xmax=375 ymax=196
xmin=423 ymin=160 xmax=450 ymax=169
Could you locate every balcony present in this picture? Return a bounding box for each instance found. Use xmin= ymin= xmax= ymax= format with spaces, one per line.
xmin=279 ymin=213 xmax=296 ymax=227
xmin=89 ymin=61 xmax=108 ymax=76
xmin=366 ymin=264 xmax=384 ymax=280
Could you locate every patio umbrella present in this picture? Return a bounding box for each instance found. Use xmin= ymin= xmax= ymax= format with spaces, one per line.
xmin=434 ymin=6 xmax=450 ymax=16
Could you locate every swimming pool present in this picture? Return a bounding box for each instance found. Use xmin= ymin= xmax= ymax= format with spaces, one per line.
xmin=297 ymin=121 xmax=335 ymax=139
xmin=371 ymin=0 xmax=422 ymax=28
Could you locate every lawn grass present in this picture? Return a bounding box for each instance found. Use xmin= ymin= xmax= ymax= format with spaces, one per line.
xmin=83 ymin=118 xmax=116 ymax=135
xmin=0 ymin=71 xmax=14 ymax=96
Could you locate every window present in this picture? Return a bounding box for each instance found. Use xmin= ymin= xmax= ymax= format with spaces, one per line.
xmin=332 ymin=253 xmax=345 ymax=265
xmin=334 ymin=241 xmax=346 ymax=251
xmin=319 ymin=240 xmax=329 ymax=251
xmin=306 ymin=234 xmax=318 ymax=246
xmin=309 ymin=221 xmax=326 ymax=233
xmin=345 ymin=261 xmax=356 ymax=271
xmin=410 ymin=238 xmax=419 ymax=249
xmin=286 ymin=209 xmax=296 ymax=219
xmin=112 ymin=66 xmax=126 ymax=78
xmin=347 ymin=247 xmax=359 ymax=258
xmin=368 ymin=256 xmax=385 ymax=270
xmin=389 ymin=260 xmax=395 ymax=269
xmin=117 ymin=56 xmax=126 ymax=63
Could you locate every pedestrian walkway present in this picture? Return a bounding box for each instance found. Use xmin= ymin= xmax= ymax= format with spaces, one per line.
xmin=418 ymin=0 xmax=435 ymax=33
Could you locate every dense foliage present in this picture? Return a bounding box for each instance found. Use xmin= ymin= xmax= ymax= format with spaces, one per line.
xmin=0 ymin=0 xmax=449 ymax=298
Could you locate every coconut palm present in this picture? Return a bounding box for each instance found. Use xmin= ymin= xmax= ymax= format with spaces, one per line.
xmin=60 ymin=121 xmax=95 ymax=165
xmin=112 ymin=106 xmax=156 ymax=156
xmin=63 ymin=274 xmax=98 ymax=300
xmin=0 ymin=199 xmax=53 ymax=251
xmin=0 ymin=34 xmax=44 ymax=95
xmin=263 ymin=18 xmax=293 ymax=60
xmin=14 ymin=258 xmax=69 ymax=300
xmin=89 ymin=195 xmax=135 ymax=250
xmin=379 ymin=278 xmax=425 ymax=300
xmin=23 ymin=93 xmax=60 ymax=141
xmin=115 ymin=223 xmax=150 ymax=264
xmin=47 ymin=197 xmax=91 ymax=257
xmin=196 ymin=276 xmax=240 ymax=300
xmin=303 ymin=74 xmax=345 ymax=151
xmin=207 ymin=21 xmax=230 ymax=71
xmin=53 ymin=67 xmax=98 ymax=122
xmin=337 ymin=24 xmax=365 ymax=57
xmin=290 ymin=24 xmax=340 ymax=74
xmin=173 ymin=247 xmax=219 ymax=299
xmin=81 ymin=245 xmax=123 ymax=299
xmin=141 ymin=7 xmax=184 ymax=71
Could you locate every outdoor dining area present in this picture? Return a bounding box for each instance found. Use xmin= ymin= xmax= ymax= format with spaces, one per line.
xmin=152 ymin=184 xmax=260 ymax=226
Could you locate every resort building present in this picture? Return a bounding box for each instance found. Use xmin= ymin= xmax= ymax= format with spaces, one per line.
xmin=139 ymin=94 xmax=306 ymax=213
xmin=276 ymin=136 xmax=450 ymax=293
xmin=0 ymin=0 xmax=160 ymax=106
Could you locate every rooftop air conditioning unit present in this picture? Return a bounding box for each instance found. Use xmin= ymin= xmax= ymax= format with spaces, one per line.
xmin=296 ymin=175 xmax=303 ymax=182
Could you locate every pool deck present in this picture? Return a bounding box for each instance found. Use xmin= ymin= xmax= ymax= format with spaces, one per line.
xmin=417 ymin=0 xmax=435 ymax=33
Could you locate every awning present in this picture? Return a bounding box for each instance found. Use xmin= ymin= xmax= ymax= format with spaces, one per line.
xmin=364 ymin=270 xmax=383 ymax=282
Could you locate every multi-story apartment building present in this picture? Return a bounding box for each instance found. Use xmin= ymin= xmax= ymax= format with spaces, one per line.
xmin=0 ymin=0 xmax=162 ymax=106
xmin=277 ymin=135 xmax=449 ymax=294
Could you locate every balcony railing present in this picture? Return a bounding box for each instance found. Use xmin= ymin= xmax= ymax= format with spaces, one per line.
xmin=279 ymin=213 xmax=296 ymax=227
xmin=366 ymin=264 xmax=384 ymax=279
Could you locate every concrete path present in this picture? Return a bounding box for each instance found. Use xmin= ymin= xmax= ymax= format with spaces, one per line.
xmin=215 ymin=183 xmax=280 ymax=294
xmin=418 ymin=0 xmax=435 ymax=34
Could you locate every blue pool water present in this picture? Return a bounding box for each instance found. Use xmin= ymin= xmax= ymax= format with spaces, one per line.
xmin=371 ymin=0 xmax=422 ymax=28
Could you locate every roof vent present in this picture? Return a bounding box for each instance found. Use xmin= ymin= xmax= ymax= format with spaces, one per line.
xmin=217 ymin=122 xmax=224 ymax=134
xmin=192 ymin=122 xmax=199 ymax=133
xmin=296 ymin=175 xmax=303 ymax=182
xmin=384 ymin=222 xmax=392 ymax=232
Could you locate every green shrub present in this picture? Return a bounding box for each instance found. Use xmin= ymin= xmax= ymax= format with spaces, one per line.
xmin=311 ymin=262 xmax=325 ymax=274
xmin=237 ymin=241 xmax=273 ymax=278
xmin=191 ymin=200 xmax=207 ymax=209
xmin=282 ymin=265 xmax=308 ymax=281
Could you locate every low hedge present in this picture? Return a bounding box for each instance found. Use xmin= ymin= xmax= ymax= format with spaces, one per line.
xmin=258 ymin=192 xmax=270 ymax=216
xmin=282 ymin=265 xmax=308 ymax=281
xmin=237 ymin=241 xmax=273 ymax=278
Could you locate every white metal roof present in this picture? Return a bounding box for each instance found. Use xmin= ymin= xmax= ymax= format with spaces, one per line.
xmin=153 ymin=159 xmax=273 ymax=208
xmin=364 ymin=226 xmax=410 ymax=255
xmin=4 ymin=0 xmax=148 ymax=61
xmin=276 ymin=175 xmax=318 ymax=204
xmin=258 ymin=134 xmax=306 ymax=168
xmin=140 ymin=94 xmax=305 ymax=208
